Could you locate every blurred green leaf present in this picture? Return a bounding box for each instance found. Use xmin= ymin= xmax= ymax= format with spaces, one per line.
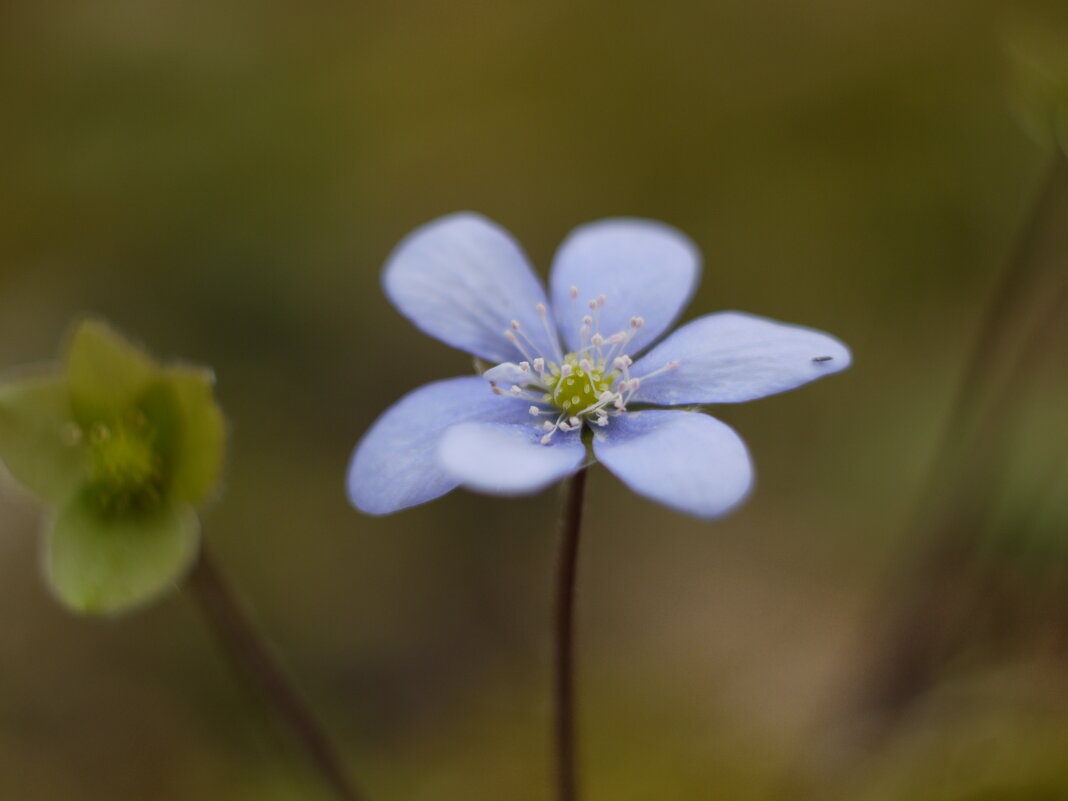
xmin=0 ymin=370 xmax=84 ymax=505
xmin=164 ymin=366 xmax=226 ymax=506
xmin=44 ymin=494 xmax=200 ymax=615
xmin=65 ymin=318 xmax=158 ymax=424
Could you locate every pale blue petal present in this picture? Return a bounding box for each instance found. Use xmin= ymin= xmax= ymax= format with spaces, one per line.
xmin=347 ymin=377 xmax=530 ymax=515
xmin=631 ymin=312 xmax=851 ymax=405
xmin=550 ymin=218 xmax=701 ymax=356
xmin=593 ymin=410 xmax=752 ymax=519
xmin=481 ymin=361 xmax=532 ymax=387
xmin=438 ymin=422 xmax=585 ymax=496
xmin=383 ymin=213 xmax=558 ymax=363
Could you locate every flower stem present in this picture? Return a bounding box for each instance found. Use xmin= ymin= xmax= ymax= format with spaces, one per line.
xmin=553 ymin=467 xmax=588 ymax=801
xmin=188 ymin=544 xmax=367 ymax=801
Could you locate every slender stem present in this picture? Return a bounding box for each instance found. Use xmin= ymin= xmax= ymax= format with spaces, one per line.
xmin=853 ymin=150 xmax=1068 ymax=733
xmin=553 ymin=467 xmax=588 ymax=801
xmin=188 ymin=544 xmax=367 ymax=801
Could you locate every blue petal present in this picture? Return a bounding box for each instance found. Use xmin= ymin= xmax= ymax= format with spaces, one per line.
xmin=593 ymin=410 xmax=752 ymax=519
xmin=481 ymin=361 xmax=532 ymax=387
xmin=347 ymin=377 xmax=531 ymax=515
xmin=631 ymin=312 xmax=851 ymax=405
xmin=550 ymin=218 xmax=701 ymax=356
xmin=438 ymin=422 xmax=585 ymax=496
xmin=383 ymin=213 xmax=559 ymax=363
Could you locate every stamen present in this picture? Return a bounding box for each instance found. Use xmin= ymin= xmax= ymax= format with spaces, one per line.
xmin=509 ymin=319 xmax=548 ymax=366
xmin=579 ymin=315 xmax=592 ymax=350
xmin=590 ymin=333 xmax=606 ymax=366
xmin=636 ymin=360 xmax=680 ymax=382
xmin=508 ymin=385 xmax=548 ymax=402
xmin=536 ymin=302 xmax=564 ymax=362
xmin=593 ymin=295 xmax=607 ymax=335
xmin=504 ymin=330 xmax=536 ymax=364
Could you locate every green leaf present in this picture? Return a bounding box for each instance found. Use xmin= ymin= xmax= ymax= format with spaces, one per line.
xmin=44 ymin=495 xmax=200 ymax=615
xmin=65 ymin=318 xmax=159 ymax=424
xmin=164 ymin=366 xmax=226 ymax=505
xmin=0 ymin=370 xmax=85 ymax=505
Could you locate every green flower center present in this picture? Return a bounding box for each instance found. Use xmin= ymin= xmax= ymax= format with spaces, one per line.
xmin=86 ymin=413 xmax=165 ymax=515
xmin=545 ymin=355 xmax=615 ymax=414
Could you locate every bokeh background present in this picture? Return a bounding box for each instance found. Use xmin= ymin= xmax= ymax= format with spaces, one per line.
xmin=2 ymin=1 xmax=1068 ymax=799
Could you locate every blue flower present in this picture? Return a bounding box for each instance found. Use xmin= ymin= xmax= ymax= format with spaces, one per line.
xmin=347 ymin=213 xmax=850 ymax=519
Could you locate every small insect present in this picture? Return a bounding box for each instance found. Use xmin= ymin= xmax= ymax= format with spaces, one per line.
xmin=812 ymin=355 xmax=833 ymax=363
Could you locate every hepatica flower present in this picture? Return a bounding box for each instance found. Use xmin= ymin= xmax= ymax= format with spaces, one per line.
xmin=348 ymin=213 xmax=850 ymax=518
xmin=0 ymin=320 xmax=225 ymax=614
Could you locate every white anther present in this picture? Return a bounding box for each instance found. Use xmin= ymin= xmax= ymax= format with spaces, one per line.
xmin=504 ymin=330 xmax=518 ymax=342
xmin=543 ymin=420 xmax=555 ymax=431
xmin=595 ymin=415 xmax=609 ymax=427
xmin=558 ymin=421 xmax=572 ymax=432
xmin=541 ymin=433 xmax=553 ymax=445
xmin=510 ymin=385 xmax=523 ymax=396
xmin=533 ymin=358 xmax=545 ymax=372
xmin=582 ymin=315 xmax=592 ymax=325
xmin=569 ymin=416 xmax=581 ymax=427
xmin=511 ymin=319 xmax=522 ymax=330
xmin=560 ymin=364 xmax=573 ymax=378
xmin=591 ymin=333 xmax=604 ymax=348
xmin=579 ymin=358 xmax=593 ymax=372
xmin=598 ymin=391 xmax=614 ymax=402
xmin=529 ymin=406 xmax=541 ymax=416
xmin=519 ymin=361 xmax=531 ymax=372
xmin=630 ymin=316 xmax=644 ymax=329
xmin=536 ymin=302 xmax=547 ymax=316
xmin=569 ymin=285 xmax=579 ymax=300
xmin=607 ymin=333 xmax=624 ymax=344
xmin=614 ymin=355 xmax=632 ymax=369
xmin=629 ymin=378 xmax=640 ymax=391
xmin=588 ymin=299 xmax=598 ymax=311
xmin=614 ymin=396 xmax=625 ymax=409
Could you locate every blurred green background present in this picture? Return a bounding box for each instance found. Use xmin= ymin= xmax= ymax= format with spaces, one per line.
xmin=2 ymin=1 xmax=1068 ymax=799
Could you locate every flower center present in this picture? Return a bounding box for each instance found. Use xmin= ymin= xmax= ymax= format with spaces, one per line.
xmin=85 ymin=412 xmax=165 ymax=515
xmin=546 ymin=355 xmax=613 ymax=415
xmin=487 ymin=289 xmax=679 ymax=444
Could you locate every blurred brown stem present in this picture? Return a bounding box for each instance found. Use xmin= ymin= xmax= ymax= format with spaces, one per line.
xmin=854 ymin=147 xmax=1068 ymax=735
xmin=553 ymin=468 xmax=588 ymax=801
xmin=188 ymin=544 xmax=367 ymax=801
